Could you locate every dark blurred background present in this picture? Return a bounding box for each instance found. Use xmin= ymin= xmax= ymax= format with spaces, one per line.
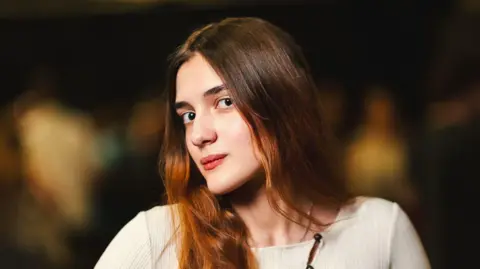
xmin=0 ymin=0 xmax=478 ymax=268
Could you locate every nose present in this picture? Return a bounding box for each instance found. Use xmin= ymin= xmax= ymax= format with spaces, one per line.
xmin=190 ymin=113 xmax=217 ymax=147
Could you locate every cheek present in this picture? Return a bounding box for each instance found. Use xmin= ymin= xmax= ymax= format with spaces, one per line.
xmin=232 ymin=123 xmax=252 ymax=144
xmin=223 ymin=116 xmax=257 ymax=158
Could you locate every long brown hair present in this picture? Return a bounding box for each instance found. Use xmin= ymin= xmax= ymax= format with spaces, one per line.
xmin=160 ymin=17 xmax=351 ymax=269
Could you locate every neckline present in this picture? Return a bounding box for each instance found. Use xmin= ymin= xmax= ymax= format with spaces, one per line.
xmin=250 ymin=203 xmax=347 ymax=251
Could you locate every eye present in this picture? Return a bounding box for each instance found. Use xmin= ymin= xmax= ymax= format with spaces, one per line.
xmin=181 ymin=111 xmax=196 ymax=124
xmin=216 ymin=98 xmax=234 ymax=108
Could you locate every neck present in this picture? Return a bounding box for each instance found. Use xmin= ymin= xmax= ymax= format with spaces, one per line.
xmin=227 ymin=181 xmax=312 ymax=248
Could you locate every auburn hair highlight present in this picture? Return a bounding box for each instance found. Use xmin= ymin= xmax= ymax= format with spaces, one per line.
xmin=160 ymin=17 xmax=351 ymax=269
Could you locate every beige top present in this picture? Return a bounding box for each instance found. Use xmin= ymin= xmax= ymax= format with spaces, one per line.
xmin=95 ymin=197 xmax=430 ymax=269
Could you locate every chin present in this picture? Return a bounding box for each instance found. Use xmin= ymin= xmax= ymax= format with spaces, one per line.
xmin=206 ymin=182 xmax=240 ymax=196
xmin=205 ymin=176 xmax=246 ymax=196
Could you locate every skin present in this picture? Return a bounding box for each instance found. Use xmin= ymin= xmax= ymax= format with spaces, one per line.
xmin=175 ymin=53 xmax=261 ymax=196
xmin=175 ymin=53 xmax=337 ymax=247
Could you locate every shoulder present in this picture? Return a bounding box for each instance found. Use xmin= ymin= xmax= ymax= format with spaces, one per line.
xmin=143 ymin=204 xmax=179 ymax=253
xmin=340 ymin=197 xmax=425 ymax=252
xmin=345 ymin=198 xmax=430 ymax=267
xmin=95 ymin=204 xmax=178 ymax=269
xmin=336 ymin=196 xmax=406 ymax=244
xmin=143 ymin=204 xmax=178 ymax=234
xmin=323 ymin=199 xmax=429 ymax=268
xmin=344 ymin=196 xmax=402 ymax=222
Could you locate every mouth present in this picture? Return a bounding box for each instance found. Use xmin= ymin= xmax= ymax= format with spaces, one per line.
xmin=200 ymin=154 xmax=227 ymax=171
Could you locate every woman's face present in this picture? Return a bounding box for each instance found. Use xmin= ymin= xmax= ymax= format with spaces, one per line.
xmin=175 ymin=53 xmax=262 ymax=195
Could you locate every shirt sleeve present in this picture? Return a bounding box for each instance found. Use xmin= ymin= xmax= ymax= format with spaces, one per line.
xmin=390 ymin=203 xmax=431 ymax=269
xmin=95 ymin=212 xmax=152 ymax=269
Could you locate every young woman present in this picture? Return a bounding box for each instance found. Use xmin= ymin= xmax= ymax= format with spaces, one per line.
xmin=95 ymin=17 xmax=430 ymax=269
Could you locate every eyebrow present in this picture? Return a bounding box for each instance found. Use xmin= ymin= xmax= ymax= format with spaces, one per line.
xmin=174 ymin=84 xmax=226 ymax=110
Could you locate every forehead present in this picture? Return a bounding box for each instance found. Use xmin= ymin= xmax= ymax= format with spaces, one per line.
xmin=175 ymin=53 xmax=224 ymax=102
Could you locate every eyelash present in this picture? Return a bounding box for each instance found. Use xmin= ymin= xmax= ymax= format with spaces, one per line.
xmin=215 ymin=97 xmax=234 ymax=108
xmin=179 ymin=97 xmax=234 ymax=124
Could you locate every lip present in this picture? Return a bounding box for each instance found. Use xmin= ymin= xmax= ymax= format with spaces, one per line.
xmin=200 ymin=154 xmax=227 ymax=171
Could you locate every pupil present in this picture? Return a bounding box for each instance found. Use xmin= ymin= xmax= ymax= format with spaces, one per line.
xmin=225 ymin=99 xmax=232 ymax=106
xmin=188 ymin=112 xmax=195 ymax=120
